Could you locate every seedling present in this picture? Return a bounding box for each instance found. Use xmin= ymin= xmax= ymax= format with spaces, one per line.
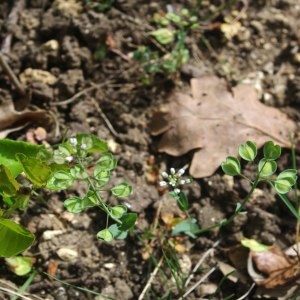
xmin=0 ymin=134 xmax=136 ymax=257
xmin=133 ymin=8 xmax=198 ymax=78
xmin=160 ymin=141 xmax=299 ymax=239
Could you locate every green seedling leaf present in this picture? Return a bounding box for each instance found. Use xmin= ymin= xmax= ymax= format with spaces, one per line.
xmin=46 ymin=171 xmax=74 ymax=190
xmin=118 ymin=213 xmax=137 ymax=231
xmin=0 ymin=139 xmax=47 ymax=177
xmin=16 ymin=154 xmax=52 ymax=187
xmin=94 ymin=169 xmax=110 ymax=187
xmin=274 ymin=179 xmax=293 ymax=194
xmin=171 ymin=219 xmax=200 ymax=238
xmin=97 ymin=228 xmax=114 ymax=242
xmin=150 ymin=28 xmax=175 ymax=45
xmin=175 ymin=191 xmax=189 ymax=211
xmin=263 ymin=141 xmax=281 ymax=160
xmin=76 ymin=134 xmax=108 ymax=153
xmin=5 ymin=256 xmax=35 ymax=276
xmin=64 ymin=196 xmax=95 ymax=213
xmin=108 ymin=224 xmax=128 ymax=239
xmin=96 ymin=153 xmax=117 ymax=170
xmin=241 ymin=238 xmax=270 ymax=252
xmin=238 ymin=141 xmax=257 ymax=161
xmin=70 ymin=165 xmax=88 ymax=179
xmin=276 ymin=169 xmax=297 ymax=186
xmin=0 ymin=165 xmax=19 ymax=197
xmin=258 ymin=158 xmax=277 ymax=177
xmin=0 ymin=218 xmax=35 ymax=257
xmin=111 ymin=182 xmax=132 ymax=198
xmin=110 ymin=205 xmax=127 ymax=219
xmin=221 ymin=156 xmax=241 ymax=176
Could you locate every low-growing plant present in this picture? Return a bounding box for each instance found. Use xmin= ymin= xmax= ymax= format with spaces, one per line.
xmin=133 ymin=8 xmax=198 ymax=80
xmin=160 ymin=140 xmax=299 ymax=238
xmin=0 ymin=134 xmax=136 ymax=257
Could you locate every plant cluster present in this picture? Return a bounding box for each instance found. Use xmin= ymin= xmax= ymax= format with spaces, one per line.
xmin=0 ymin=134 xmax=136 ymax=257
xmin=133 ymin=8 xmax=198 ymax=78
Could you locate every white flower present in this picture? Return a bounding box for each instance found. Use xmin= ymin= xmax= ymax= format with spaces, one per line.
xmin=177 ymin=168 xmax=185 ymax=177
xmin=174 ymin=188 xmax=181 ymax=194
xmin=161 ymin=171 xmax=168 ymax=178
xmin=180 ymin=179 xmax=186 ymax=185
xmin=80 ymin=143 xmax=87 ymax=150
xmin=65 ymin=156 xmax=73 ymax=163
xmin=170 ymin=168 xmax=175 ymax=175
xmin=159 ymin=181 xmax=167 ymax=187
xmin=69 ymin=137 xmax=77 ymax=147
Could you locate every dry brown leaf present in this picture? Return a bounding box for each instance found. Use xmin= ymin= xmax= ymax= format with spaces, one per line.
xmin=248 ymin=246 xmax=300 ymax=289
xmin=150 ymin=76 xmax=296 ymax=178
xmin=0 ymin=92 xmax=50 ymax=138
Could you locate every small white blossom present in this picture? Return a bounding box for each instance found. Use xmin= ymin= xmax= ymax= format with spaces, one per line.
xmin=159 ymin=181 xmax=167 ymax=187
xmin=170 ymin=168 xmax=175 ymax=175
xmin=180 ymin=179 xmax=186 ymax=185
xmin=80 ymin=143 xmax=87 ymax=150
xmin=65 ymin=156 xmax=74 ymax=163
xmin=161 ymin=171 xmax=168 ymax=178
xmin=69 ymin=137 xmax=77 ymax=147
xmin=174 ymin=188 xmax=181 ymax=194
xmin=177 ymin=168 xmax=185 ymax=177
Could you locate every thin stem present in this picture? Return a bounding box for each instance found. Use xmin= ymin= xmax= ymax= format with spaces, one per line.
xmin=77 ymin=158 xmax=121 ymax=224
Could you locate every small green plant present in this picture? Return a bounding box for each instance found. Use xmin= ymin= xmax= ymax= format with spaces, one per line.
xmin=160 ymin=141 xmax=299 ymax=239
xmin=0 ymin=134 xmax=136 ymax=257
xmin=133 ymin=8 xmax=198 ymax=78
xmin=221 ymin=140 xmax=299 ymax=222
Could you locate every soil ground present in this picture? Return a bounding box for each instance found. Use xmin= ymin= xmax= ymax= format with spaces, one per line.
xmin=0 ymin=1 xmax=300 ymax=299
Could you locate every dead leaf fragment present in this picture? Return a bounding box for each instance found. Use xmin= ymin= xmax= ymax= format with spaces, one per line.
xmin=0 ymin=91 xmax=50 ymax=138
xmin=248 ymin=246 xmax=300 ymax=289
xmin=150 ymin=76 xmax=296 ymax=178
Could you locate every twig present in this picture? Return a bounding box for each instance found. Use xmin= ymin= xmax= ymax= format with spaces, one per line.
xmin=184 ymin=239 xmax=220 ymax=288
xmin=0 ymin=52 xmax=26 ymax=96
xmin=138 ymin=257 xmax=163 ymax=300
xmin=181 ymin=265 xmax=217 ymax=299
xmin=1 ymin=0 xmax=26 ymax=54
xmin=90 ymin=98 xmax=119 ymax=138
xmin=50 ymin=85 xmax=98 ymax=106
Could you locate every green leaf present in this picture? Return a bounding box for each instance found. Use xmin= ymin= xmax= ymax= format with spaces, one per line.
xmin=64 ymin=196 xmax=95 ymax=213
xmin=238 ymin=141 xmax=257 ymax=161
xmin=70 ymin=165 xmax=88 ymax=179
xmin=176 ymin=191 xmax=189 ymax=211
xmin=111 ymin=182 xmax=132 ymax=198
xmin=171 ymin=219 xmax=200 ymax=238
xmin=16 ymin=154 xmax=52 ymax=187
xmin=94 ymin=169 xmax=110 ymax=187
xmin=96 ymin=153 xmax=117 ymax=170
xmin=118 ymin=213 xmax=137 ymax=231
xmin=221 ymin=156 xmax=241 ymax=176
xmin=263 ymin=141 xmax=281 ymax=160
xmin=150 ymin=28 xmax=175 ymax=44
xmin=108 ymin=224 xmax=128 ymax=239
xmin=0 ymin=139 xmax=47 ymax=177
xmin=274 ymin=179 xmax=293 ymax=194
xmin=76 ymin=134 xmax=108 ymax=153
xmin=0 ymin=165 xmax=19 ymax=196
xmin=241 ymin=238 xmax=270 ymax=252
xmin=46 ymin=171 xmax=74 ymax=190
xmin=5 ymin=256 xmax=35 ymax=276
xmin=97 ymin=229 xmax=113 ymax=242
xmin=110 ymin=205 xmax=127 ymax=219
xmin=276 ymin=169 xmax=297 ymax=186
xmin=258 ymin=158 xmax=277 ymax=177
xmin=0 ymin=218 xmax=35 ymax=257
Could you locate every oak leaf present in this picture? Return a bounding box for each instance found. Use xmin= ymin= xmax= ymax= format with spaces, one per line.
xmin=150 ymin=76 xmax=296 ymax=178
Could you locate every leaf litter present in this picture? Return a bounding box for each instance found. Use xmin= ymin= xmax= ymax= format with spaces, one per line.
xmin=150 ymin=76 xmax=296 ymax=178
